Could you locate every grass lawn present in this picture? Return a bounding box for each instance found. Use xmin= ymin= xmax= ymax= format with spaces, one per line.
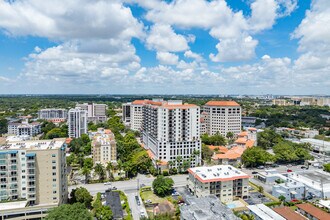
xmin=140 ymin=190 xmax=168 ymax=204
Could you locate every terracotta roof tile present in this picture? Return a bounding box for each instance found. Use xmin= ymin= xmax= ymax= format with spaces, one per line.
xmin=205 ymin=101 xmax=240 ymax=107
xmin=296 ymin=203 xmax=330 ymax=220
xmin=273 ymin=207 xmax=305 ymax=220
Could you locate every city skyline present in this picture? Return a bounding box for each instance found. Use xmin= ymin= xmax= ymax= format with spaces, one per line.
xmin=0 ymin=0 xmax=329 ymax=95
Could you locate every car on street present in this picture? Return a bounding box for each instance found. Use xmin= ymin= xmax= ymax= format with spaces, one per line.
xmin=287 ymin=164 xmax=292 ymax=167
xmin=104 ymin=182 xmax=111 ymax=185
xmin=301 ymin=166 xmax=307 ymax=169
xmin=112 ymin=186 xmax=117 ymax=190
xmin=257 ymin=166 xmax=264 ymax=169
xmin=252 ymin=171 xmax=258 ymax=174
xmin=271 ymin=164 xmax=279 ymax=168
xmin=135 ymin=196 xmax=141 ymax=206
xmin=287 ymin=169 xmax=293 ymax=172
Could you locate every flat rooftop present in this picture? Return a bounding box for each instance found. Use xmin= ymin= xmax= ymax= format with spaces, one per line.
xmin=0 ymin=201 xmax=27 ymax=211
xmin=0 ymin=138 xmax=66 ymax=151
xmin=188 ymin=165 xmax=249 ymax=183
xmin=248 ymin=204 xmax=285 ymax=220
xmin=288 ymin=170 xmax=330 ymax=191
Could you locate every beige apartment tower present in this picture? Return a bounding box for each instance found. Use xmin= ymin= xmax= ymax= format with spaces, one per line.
xmin=91 ymin=128 xmax=117 ymax=165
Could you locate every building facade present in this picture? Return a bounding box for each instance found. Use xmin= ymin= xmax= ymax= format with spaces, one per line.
xmin=0 ymin=139 xmax=67 ymax=207
xmin=91 ymin=128 xmax=117 ymax=165
xmin=122 ymin=103 xmax=131 ymax=126
xmin=37 ymin=109 xmax=68 ymax=123
xmin=68 ymin=107 xmax=88 ymax=138
xmin=141 ymin=100 xmax=201 ymax=168
xmin=76 ymin=103 xmax=108 ymax=123
xmin=8 ymin=120 xmax=41 ymax=137
xmin=187 ymin=165 xmax=249 ymax=203
xmin=202 ymin=101 xmax=241 ymax=137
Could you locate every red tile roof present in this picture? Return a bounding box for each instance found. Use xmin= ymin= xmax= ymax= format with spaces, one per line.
xmin=205 ymin=101 xmax=240 ymax=107
xmin=296 ymin=203 xmax=330 ymax=220
xmin=208 ymin=145 xmax=228 ymax=153
xmin=273 ymin=207 xmax=305 ymax=220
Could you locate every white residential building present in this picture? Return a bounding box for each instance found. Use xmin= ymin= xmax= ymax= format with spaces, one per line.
xmin=248 ymin=204 xmax=285 ymax=220
xmin=187 ymin=165 xmax=249 ymax=203
xmin=68 ymin=108 xmax=88 ymax=138
xmin=76 ymin=103 xmax=107 ymax=123
xmin=8 ymin=120 xmax=41 ymax=137
xmin=142 ymin=100 xmax=201 ymax=168
xmin=202 ymin=101 xmax=241 ymax=136
xmin=0 ymin=139 xmax=67 ymax=219
xmin=272 ymin=170 xmax=330 ymax=201
xmin=91 ymin=128 xmax=117 ymax=165
xmin=37 ymin=109 xmax=67 ymax=123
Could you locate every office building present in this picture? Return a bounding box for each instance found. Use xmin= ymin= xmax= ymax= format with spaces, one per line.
xmin=247 ymin=204 xmax=285 ymax=220
xmin=0 ymin=139 xmax=67 ymax=219
xmin=187 ymin=165 xmax=249 ymax=203
xmin=202 ymin=101 xmax=241 ymax=136
xmin=76 ymin=103 xmax=107 ymax=123
xmin=180 ymin=195 xmax=240 ymax=220
xmin=38 ymin=109 xmax=68 ymax=123
xmin=272 ymin=170 xmax=330 ymax=201
xmin=91 ymin=128 xmax=116 ymax=165
xmin=8 ymin=120 xmax=41 ymax=137
xmin=142 ymin=100 xmax=201 ymax=169
xmin=68 ymin=107 xmax=88 ymax=138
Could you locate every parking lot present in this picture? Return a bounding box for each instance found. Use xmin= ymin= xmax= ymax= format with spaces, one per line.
xmin=244 ymin=191 xmax=272 ymax=205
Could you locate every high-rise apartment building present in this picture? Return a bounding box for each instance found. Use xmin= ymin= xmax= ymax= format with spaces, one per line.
xmin=38 ymin=109 xmax=68 ymax=123
xmin=142 ymin=100 xmax=201 ymax=168
xmin=0 ymin=139 xmax=67 ymax=219
xmin=91 ymin=128 xmax=117 ymax=165
xmin=8 ymin=120 xmax=41 ymax=137
xmin=68 ymin=107 xmax=88 ymax=138
xmin=76 ymin=103 xmax=108 ymax=123
xmin=122 ymin=103 xmax=131 ymax=126
xmin=201 ymin=101 xmax=241 ymax=136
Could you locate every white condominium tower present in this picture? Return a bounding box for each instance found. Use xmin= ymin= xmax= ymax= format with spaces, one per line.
xmin=0 ymin=139 xmax=67 ymax=218
xmin=201 ymin=101 xmax=241 ymax=137
xmin=76 ymin=103 xmax=108 ymax=123
xmin=142 ymin=100 xmax=201 ymax=168
xmin=68 ymin=107 xmax=88 ymax=138
xmin=37 ymin=109 xmax=68 ymax=123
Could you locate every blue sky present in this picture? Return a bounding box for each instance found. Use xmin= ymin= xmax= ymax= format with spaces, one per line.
xmin=0 ymin=0 xmax=329 ymax=95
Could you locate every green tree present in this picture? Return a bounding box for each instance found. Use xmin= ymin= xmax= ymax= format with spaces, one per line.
xmin=324 ymin=163 xmax=330 ymax=172
xmin=106 ymin=162 xmax=114 ymax=180
xmin=279 ymin=195 xmax=286 ymax=203
xmin=202 ymin=144 xmax=214 ymax=163
xmin=94 ymin=163 xmax=106 ymax=181
xmin=84 ymin=158 xmax=94 ymax=169
xmin=201 ymin=133 xmax=227 ymax=146
xmin=81 ymin=167 xmax=91 ymax=184
xmin=46 ymin=203 xmax=92 ymax=220
xmin=152 ymin=175 xmax=174 ymax=197
xmin=93 ymin=193 xmax=113 ymax=220
xmin=258 ymin=129 xmax=283 ymax=149
xmin=0 ymin=118 xmax=8 ymax=134
xmin=241 ymin=147 xmax=274 ymax=167
xmin=70 ymin=187 xmax=93 ymax=208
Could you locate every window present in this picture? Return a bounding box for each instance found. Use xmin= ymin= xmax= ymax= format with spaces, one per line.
xmin=52 ymin=154 xmax=56 ymax=157
xmin=52 ymin=172 xmax=56 ymax=176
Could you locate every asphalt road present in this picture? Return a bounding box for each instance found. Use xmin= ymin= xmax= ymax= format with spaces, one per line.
xmin=69 ymin=174 xmax=188 ymax=219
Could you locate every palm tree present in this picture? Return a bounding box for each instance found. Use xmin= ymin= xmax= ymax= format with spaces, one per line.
xmin=94 ymin=163 xmax=105 ymax=181
xmin=81 ymin=167 xmax=91 ymax=184
xmin=176 ymin=156 xmax=183 ymax=173
xmin=106 ymin=162 xmax=114 ymax=180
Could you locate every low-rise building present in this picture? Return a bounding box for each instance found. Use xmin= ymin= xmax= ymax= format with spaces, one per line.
xmin=272 ymin=170 xmax=330 ymax=201
xmin=272 ymin=206 xmax=306 ymax=220
xmin=256 ymin=169 xmax=287 ymax=184
xmin=300 ymin=138 xmax=330 ymax=155
xmin=296 ymin=203 xmax=330 ymax=220
xmin=8 ymin=120 xmax=41 ymax=137
xmin=242 ymin=116 xmax=257 ymax=128
xmin=91 ymin=128 xmax=116 ymax=165
xmin=248 ymin=204 xmax=285 ymax=220
xmin=187 ymin=165 xmax=249 ymax=203
xmin=180 ymin=195 xmax=240 ymax=220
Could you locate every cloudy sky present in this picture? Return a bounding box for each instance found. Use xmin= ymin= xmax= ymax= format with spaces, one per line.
xmin=0 ymin=0 xmax=329 ymax=95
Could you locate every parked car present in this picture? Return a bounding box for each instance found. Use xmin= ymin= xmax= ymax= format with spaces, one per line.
xmin=135 ymin=196 xmax=141 ymax=206
xmin=172 ymin=192 xmax=180 ymax=196
xmin=271 ymin=164 xmax=279 ymax=167
xmin=287 ymin=169 xmax=293 ymax=172
xmin=257 ymin=194 xmax=265 ymax=198
xmin=257 ymin=166 xmax=265 ymax=169
xmin=287 ymin=164 xmax=292 ymax=167
xmin=104 ymin=182 xmax=111 ymax=185
xmin=140 ymin=211 xmax=146 ymax=218
xmin=252 ymin=171 xmax=258 ymax=174
xmin=112 ymin=186 xmax=117 ymax=190
xmin=301 ymin=166 xmax=307 ymax=169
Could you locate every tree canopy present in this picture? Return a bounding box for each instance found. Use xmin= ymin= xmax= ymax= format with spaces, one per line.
xmin=241 ymin=147 xmax=274 ymax=167
xmin=46 ymin=203 xmax=92 ymax=220
xmin=70 ymin=187 xmax=93 ymax=209
xmin=152 ymin=175 xmax=174 ymax=197
xmin=201 ymin=133 xmax=227 ymax=146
